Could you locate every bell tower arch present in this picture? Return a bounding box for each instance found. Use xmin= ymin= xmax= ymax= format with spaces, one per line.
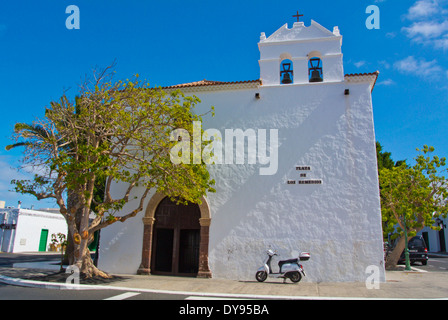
xmin=280 ymin=53 xmax=294 ymax=84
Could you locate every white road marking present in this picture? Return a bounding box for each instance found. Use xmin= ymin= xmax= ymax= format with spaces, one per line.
xmin=410 ymin=266 xmax=428 ymax=273
xmin=185 ymin=296 xmax=248 ymax=300
xmin=104 ymin=292 xmax=141 ymax=300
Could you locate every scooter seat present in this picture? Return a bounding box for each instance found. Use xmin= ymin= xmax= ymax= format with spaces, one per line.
xmin=278 ymin=258 xmax=298 ymax=268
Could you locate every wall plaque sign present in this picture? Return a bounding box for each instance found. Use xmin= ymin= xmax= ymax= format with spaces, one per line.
xmin=298 ymin=179 xmax=323 ymax=185
xmin=287 ymin=165 xmax=323 ymax=185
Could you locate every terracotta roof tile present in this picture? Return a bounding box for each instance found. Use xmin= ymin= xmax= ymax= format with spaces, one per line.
xmin=162 ymin=72 xmax=379 ymax=91
xmin=344 ymin=71 xmax=379 ymax=92
xmin=162 ymin=79 xmax=262 ymax=89
xmin=344 ymin=71 xmax=379 ymax=77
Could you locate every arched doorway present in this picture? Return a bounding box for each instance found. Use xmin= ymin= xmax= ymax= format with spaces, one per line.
xmin=151 ymin=197 xmax=200 ymax=276
xmin=137 ymin=193 xmax=212 ymax=278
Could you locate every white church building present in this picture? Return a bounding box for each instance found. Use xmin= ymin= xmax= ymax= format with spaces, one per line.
xmin=98 ymin=18 xmax=385 ymax=283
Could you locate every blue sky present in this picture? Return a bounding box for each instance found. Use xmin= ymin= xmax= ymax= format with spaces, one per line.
xmin=0 ymin=0 xmax=447 ymax=209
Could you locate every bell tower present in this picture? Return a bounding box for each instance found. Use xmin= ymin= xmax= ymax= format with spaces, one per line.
xmin=258 ymin=19 xmax=344 ymax=86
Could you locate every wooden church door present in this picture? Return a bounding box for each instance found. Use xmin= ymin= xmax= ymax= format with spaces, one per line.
xmin=151 ymin=197 xmax=201 ymax=276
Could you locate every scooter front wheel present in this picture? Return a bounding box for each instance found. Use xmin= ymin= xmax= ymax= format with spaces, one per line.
xmin=255 ymin=271 xmax=268 ymax=282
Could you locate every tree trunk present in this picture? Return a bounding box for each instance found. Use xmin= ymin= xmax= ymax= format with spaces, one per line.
xmin=70 ymin=232 xmax=110 ymax=278
xmin=75 ymin=206 xmax=111 ymax=279
xmin=385 ymin=236 xmax=406 ymax=269
xmin=78 ymin=248 xmax=110 ymax=278
xmin=64 ymin=194 xmax=110 ymax=279
xmin=64 ymin=190 xmax=83 ymax=265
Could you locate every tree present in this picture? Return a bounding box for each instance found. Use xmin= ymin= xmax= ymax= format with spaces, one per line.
xmin=9 ymin=68 xmax=216 ymax=277
xmin=379 ymin=145 xmax=448 ymax=269
xmin=376 ymin=141 xmax=406 ymax=242
xmin=6 ymin=100 xmax=104 ymax=266
xmin=376 ymin=141 xmax=406 ymax=170
xmin=376 ymin=141 xmax=396 ymax=171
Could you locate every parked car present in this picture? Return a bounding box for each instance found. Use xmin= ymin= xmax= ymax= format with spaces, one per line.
xmin=398 ymin=235 xmax=428 ymax=266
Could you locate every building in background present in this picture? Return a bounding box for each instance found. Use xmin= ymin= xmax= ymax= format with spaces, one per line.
xmin=0 ymin=201 xmax=67 ymax=253
xmin=420 ymin=216 xmax=447 ymax=253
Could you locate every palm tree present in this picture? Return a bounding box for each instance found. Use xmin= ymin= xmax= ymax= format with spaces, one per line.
xmin=7 ymin=100 xmax=107 ymax=267
xmin=6 ymin=121 xmax=79 ymax=263
xmin=6 ymin=122 xmax=52 ymax=151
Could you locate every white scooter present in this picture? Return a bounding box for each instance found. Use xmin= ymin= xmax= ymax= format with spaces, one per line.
xmin=255 ymin=249 xmax=310 ymax=283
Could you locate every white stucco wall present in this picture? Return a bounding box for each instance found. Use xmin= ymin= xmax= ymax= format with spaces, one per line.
xmin=0 ymin=210 xmax=19 ymax=252
xmin=201 ymin=82 xmax=383 ymax=283
xmin=418 ymin=216 xmax=448 ymax=253
xmin=98 ymin=78 xmax=385 ymax=283
xmin=97 ymin=191 xmax=148 ymax=274
xmin=11 ymin=209 xmax=67 ymax=253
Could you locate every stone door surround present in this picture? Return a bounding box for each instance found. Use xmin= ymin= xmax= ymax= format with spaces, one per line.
xmin=137 ymin=192 xmax=212 ymax=278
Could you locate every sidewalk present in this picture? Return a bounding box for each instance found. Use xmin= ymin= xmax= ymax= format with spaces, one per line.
xmin=1 ymin=263 xmax=448 ymax=300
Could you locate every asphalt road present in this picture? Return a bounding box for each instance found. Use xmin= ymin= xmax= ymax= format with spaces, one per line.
xmin=398 ymin=254 xmax=448 ymax=272
xmin=0 ymin=282 xmax=188 ymax=300
xmin=0 ymin=252 xmax=64 ymax=267
xmin=0 ymin=252 xmax=189 ymax=300
xmin=424 ymin=255 xmax=448 ymax=272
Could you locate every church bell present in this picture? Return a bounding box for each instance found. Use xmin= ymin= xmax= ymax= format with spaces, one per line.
xmin=281 ymin=72 xmax=293 ymax=84
xmin=309 ymin=58 xmax=323 ymax=83
xmin=309 ymin=70 xmax=323 ymax=82
xmin=280 ymin=62 xmax=293 ymax=84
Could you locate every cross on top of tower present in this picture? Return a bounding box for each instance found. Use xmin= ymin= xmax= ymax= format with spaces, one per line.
xmin=292 ymin=10 xmax=304 ymax=22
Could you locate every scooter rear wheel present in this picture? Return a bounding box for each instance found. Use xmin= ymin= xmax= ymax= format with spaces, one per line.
xmin=255 ymin=271 xmax=268 ymax=282
xmin=288 ymin=271 xmax=302 ymax=283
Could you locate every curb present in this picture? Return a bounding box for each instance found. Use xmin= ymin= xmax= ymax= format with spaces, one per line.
xmin=0 ymin=274 xmax=102 ymax=291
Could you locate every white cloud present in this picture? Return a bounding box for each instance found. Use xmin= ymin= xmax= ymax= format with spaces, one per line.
xmin=394 ymin=56 xmax=443 ymax=78
xmin=402 ymin=0 xmax=448 ymax=50
xmin=434 ymin=35 xmax=448 ymax=50
xmin=0 ymin=157 xmax=29 ymax=189
xmin=378 ymin=60 xmax=391 ymax=69
xmin=0 ymin=156 xmax=58 ymax=209
xmin=405 ymin=0 xmax=439 ymax=20
xmin=377 ymin=79 xmax=396 ymax=86
xmin=0 ymin=157 xmax=29 ymax=201
xmin=403 ymin=20 xmax=448 ymax=40
xmin=354 ymin=61 xmax=366 ymax=68
xmin=386 ymin=32 xmax=397 ymax=39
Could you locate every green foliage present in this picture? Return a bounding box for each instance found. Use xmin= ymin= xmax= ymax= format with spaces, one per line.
xmin=376 ymin=141 xmax=406 ymax=170
xmin=8 ymin=71 xmax=216 ymax=233
xmin=379 ymin=145 xmax=448 ymax=240
xmin=51 ymin=232 xmax=67 ymax=271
